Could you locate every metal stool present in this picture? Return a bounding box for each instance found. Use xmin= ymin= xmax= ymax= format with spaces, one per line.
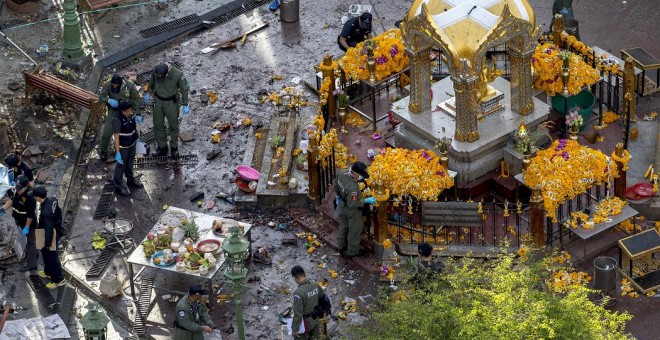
xmin=103 ymin=218 xmax=134 ymax=250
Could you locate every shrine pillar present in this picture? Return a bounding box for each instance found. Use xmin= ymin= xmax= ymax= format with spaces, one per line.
xmin=507 ymin=46 xmax=535 ymax=115
xmin=307 ymin=134 xmax=319 ymax=202
xmin=622 ymin=57 xmax=636 ymax=121
xmin=452 ymin=75 xmax=480 ymax=142
xmin=613 ymin=143 xmax=627 ymax=200
xmin=321 ymin=55 xmax=337 ymax=122
xmin=523 ymin=156 xmax=545 ymax=247
xmin=407 ymin=47 xmax=432 ymax=113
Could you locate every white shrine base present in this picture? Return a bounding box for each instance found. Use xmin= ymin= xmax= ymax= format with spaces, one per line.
xmin=391 ymin=77 xmax=550 ymax=183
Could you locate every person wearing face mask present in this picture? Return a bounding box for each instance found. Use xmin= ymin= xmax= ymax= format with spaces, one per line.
xmin=337 ymin=12 xmax=373 ymax=52
xmin=174 ymin=284 xmax=214 ymax=340
xmin=333 ymin=161 xmax=377 ymax=259
xmin=0 ymin=175 xmax=38 ymax=272
xmin=98 ymin=74 xmax=141 ymax=162
xmin=112 ymin=100 xmax=143 ymax=196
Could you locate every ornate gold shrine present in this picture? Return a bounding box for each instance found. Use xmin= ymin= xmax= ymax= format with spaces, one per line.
xmin=401 ymin=0 xmax=541 ymax=142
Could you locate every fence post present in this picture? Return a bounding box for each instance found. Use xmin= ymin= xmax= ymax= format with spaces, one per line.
xmin=523 ymin=155 xmax=545 ymax=247
xmin=373 ymin=203 xmax=389 ymax=263
xmin=321 ymin=55 xmax=337 ymax=122
xmin=613 ymin=142 xmax=627 ymax=200
xmin=623 ymin=57 xmax=636 ymax=120
xmin=530 ymin=189 xmax=545 ymax=247
xmin=307 ymin=134 xmax=320 ymax=203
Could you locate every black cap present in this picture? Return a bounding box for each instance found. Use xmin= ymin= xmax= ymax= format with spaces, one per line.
xmin=154 ymin=63 xmax=168 ymax=77
xmin=360 ymin=12 xmax=372 ymax=23
xmin=418 ymin=243 xmax=433 ymax=257
xmin=189 ymin=284 xmax=208 ymax=295
xmin=15 ymin=174 xmax=29 ymax=189
xmin=291 ymin=265 xmax=305 ymax=277
xmin=111 ymin=74 xmax=123 ymax=85
xmin=4 ymin=153 xmax=19 ymax=167
xmin=33 ymin=185 xmax=47 ymax=198
xmin=118 ymin=100 xmax=133 ymax=112
xmin=351 ymin=161 xmax=369 ymax=179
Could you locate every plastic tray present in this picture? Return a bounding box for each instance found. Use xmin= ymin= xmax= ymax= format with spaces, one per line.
xmin=236 ymin=165 xmax=260 ymax=182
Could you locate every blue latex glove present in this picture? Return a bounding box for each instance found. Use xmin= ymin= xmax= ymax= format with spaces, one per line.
xmin=144 ymin=93 xmax=152 ymax=105
xmin=182 ymin=105 xmax=190 ymax=115
xmin=364 ymin=197 xmax=377 ymax=205
xmin=115 ymin=152 xmax=123 ymax=164
xmin=107 ymin=98 xmax=118 ymax=108
xmin=335 ymin=196 xmax=340 ymax=206
xmin=135 ymin=115 xmax=143 ymax=124
xmin=0 ymin=207 xmax=5 ymax=217
xmin=22 ymin=226 xmax=29 ymax=236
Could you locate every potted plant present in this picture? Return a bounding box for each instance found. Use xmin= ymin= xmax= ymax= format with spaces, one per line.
xmin=269 ymin=135 xmax=285 ymax=149
xmin=295 ymin=152 xmax=308 ymax=171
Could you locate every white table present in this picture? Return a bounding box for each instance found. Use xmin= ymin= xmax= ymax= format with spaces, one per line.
xmin=126 ymin=207 xmax=252 ymax=304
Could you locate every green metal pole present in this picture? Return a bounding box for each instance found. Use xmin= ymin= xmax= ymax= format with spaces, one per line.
xmin=61 ymin=0 xmax=86 ymax=61
xmin=234 ymin=279 xmax=245 ymax=340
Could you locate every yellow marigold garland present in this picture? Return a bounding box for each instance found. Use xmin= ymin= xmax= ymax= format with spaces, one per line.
xmin=524 ymin=139 xmax=616 ymax=219
xmin=318 ymin=77 xmax=332 ymax=108
xmin=317 ymin=128 xmax=353 ymax=169
xmin=532 ymin=43 xmax=600 ymax=96
xmin=602 ymin=111 xmax=620 ymax=124
xmin=611 ymin=149 xmax=631 ymax=172
xmin=368 ymin=148 xmax=453 ymax=201
xmin=341 ymin=29 xmax=409 ymax=82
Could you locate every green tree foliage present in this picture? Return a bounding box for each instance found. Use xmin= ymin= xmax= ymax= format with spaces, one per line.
xmin=347 ymin=251 xmax=632 ymax=340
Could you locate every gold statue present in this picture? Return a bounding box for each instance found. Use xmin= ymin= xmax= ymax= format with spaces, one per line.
xmin=478 ymin=56 xmax=503 ymax=102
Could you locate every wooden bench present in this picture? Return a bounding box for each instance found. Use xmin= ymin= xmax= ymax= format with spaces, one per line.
xmin=22 ymin=69 xmax=105 ymax=123
xmin=79 ymin=0 xmax=123 ymax=11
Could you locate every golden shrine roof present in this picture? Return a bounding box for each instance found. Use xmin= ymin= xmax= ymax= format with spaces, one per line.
xmin=407 ymin=0 xmax=536 ymax=58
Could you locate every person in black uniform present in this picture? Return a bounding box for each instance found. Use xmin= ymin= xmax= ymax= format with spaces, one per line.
xmin=4 ymin=153 xmax=34 ymax=186
xmin=112 ymin=100 xmax=143 ymax=196
xmin=33 ymin=186 xmax=65 ymax=289
xmin=337 ymin=13 xmax=373 ymax=52
xmin=1 ymin=175 xmax=38 ymax=272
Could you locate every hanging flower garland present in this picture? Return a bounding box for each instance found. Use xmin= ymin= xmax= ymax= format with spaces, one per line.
xmin=317 ymin=128 xmax=354 ymax=169
xmin=341 ymin=28 xmax=409 ymax=82
xmin=367 ymin=148 xmax=453 ymax=202
xmin=611 ymin=149 xmax=631 ymax=172
xmin=532 ymin=43 xmax=600 ymax=96
xmin=524 ymin=139 xmax=616 ymax=220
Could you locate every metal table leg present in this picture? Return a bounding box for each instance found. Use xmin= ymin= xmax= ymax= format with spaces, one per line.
xmin=129 ymin=262 xmax=136 ymax=302
xmin=371 ymin=86 xmax=377 ymax=132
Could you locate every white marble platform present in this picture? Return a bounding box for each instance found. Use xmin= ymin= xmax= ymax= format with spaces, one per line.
xmin=391 ymin=76 xmax=550 ymax=182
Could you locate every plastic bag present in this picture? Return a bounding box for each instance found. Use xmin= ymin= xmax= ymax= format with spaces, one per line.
xmin=14 ymin=234 xmax=27 ymax=260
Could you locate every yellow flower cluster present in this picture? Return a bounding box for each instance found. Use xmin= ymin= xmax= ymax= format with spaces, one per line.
xmin=346 ymin=111 xmax=366 ymax=126
xmin=263 ymin=86 xmax=309 ymax=110
xmin=524 ymin=139 xmax=616 ymax=220
xmin=547 ymin=270 xmax=592 ymax=293
xmin=383 ymin=239 xmax=393 ymax=249
xmin=368 ymin=148 xmax=453 ymax=201
xmin=611 ymin=149 xmax=631 ymax=172
xmin=312 ymin=114 xmax=325 ymax=136
xmin=341 ymin=29 xmax=409 ymax=82
xmin=317 ymin=128 xmax=353 ymax=168
xmin=565 ymin=197 xmax=626 ymax=228
xmin=318 ymin=77 xmax=332 ymax=107
xmin=618 ymin=218 xmax=642 ymax=234
xmin=602 ymin=111 xmax=620 ymax=124
xmin=621 ymin=278 xmax=639 ymax=298
xmin=551 ymin=251 xmax=572 ymax=264
xmin=562 ymin=34 xmax=593 ymax=56
xmin=532 ymin=43 xmax=600 ymax=96
xmin=593 ymin=196 xmax=626 ymax=223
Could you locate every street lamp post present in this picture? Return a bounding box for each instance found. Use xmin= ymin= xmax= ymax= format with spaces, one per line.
xmin=61 ymin=0 xmax=87 ymax=63
xmin=221 ymin=226 xmax=250 ymax=340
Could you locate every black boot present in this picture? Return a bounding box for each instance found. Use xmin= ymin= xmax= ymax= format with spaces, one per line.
xmin=128 ymin=178 xmax=144 ymax=188
xmin=155 ymin=147 xmax=168 ymax=157
xmin=170 ymin=148 xmax=179 ymax=158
